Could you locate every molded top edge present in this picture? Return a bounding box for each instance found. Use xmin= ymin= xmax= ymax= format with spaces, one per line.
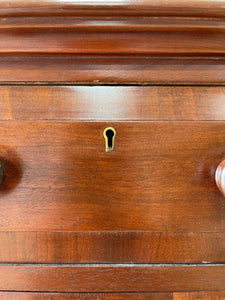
xmin=0 ymin=0 xmax=225 ymax=18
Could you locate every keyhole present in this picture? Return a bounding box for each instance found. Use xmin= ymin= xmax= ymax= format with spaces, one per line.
xmin=106 ymin=129 xmax=114 ymax=148
xmin=103 ymin=127 xmax=116 ymax=152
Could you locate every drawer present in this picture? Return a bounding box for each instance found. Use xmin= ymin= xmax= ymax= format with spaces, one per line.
xmin=0 ymin=292 xmax=172 ymax=299
xmin=0 ymin=120 xmax=224 ymax=232
xmin=0 ymin=292 xmax=224 ymax=299
xmin=0 ymin=85 xmax=224 ymax=267
xmin=0 ymin=120 xmax=224 ymax=263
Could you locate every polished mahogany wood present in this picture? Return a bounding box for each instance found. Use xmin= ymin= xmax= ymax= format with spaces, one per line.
xmin=0 ymin=231 xmax=224 ymax=264
xmin=1 ymin=292 xmax=224 ymax=299
xmin=0 ymin=292 xmax=224 ymax=299
xmin=0 ymin=1 xmax=224 ymax=83
xmin=0 ymin=0 xmax=224 ymax=18
xmin=0 ymin=17 xmax=224 ymax=58
xmin=0 ymin=121 xmax=224 ymax=232
xmin=0 ymin=292 xmax=172 ymax=299
xmin=1 ymin=86 xmax=225 ymax=120
xmin=1 ymin=1 xmax=225 ymax=295
xmin=0 ymin=58 xmax=224 ymax=84
xmin=3 ymin=16 xmax=225 ymax=31
xmin=174 ymin=292 xmax=225 ymax=300
xmin=0 ymin=265 xmax=224 ymax=292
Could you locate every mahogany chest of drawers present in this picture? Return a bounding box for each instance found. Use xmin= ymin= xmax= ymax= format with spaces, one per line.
xmin=0 ymin=1 xmax=225 ymax=299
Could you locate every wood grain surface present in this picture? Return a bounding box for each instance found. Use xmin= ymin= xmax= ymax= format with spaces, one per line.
xmin=0 ymin=292 xmax=224 ymax=299
xmin=1 ymin=58 xmax=225 ymax=84
xmin=1 ymin=0 xmax=225 ymax=296
xmin=174 ymin=292 xmax=225 ymax=300
xmin=0 ymin=292 xmax=225 ymax=299
xmin=1 ymin=86 xmax=225 ymax=120
xmin=0 ymin=121 xmax=224 ymax=232
xmin=0 ymin=292 xmax=172 ymax=299
xmin=0 ymin=265 xmax=224 ymax=292
xmin=0 ymin=231 xmax=224 ymax=264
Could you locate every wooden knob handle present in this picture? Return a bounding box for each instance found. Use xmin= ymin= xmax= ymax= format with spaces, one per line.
xmin=0 ymin=162 xmax=4 ymax=186
xmin=215 ymin=159 xmax=225 ymax=196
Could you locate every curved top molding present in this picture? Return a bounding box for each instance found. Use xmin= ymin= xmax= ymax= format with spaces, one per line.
xmin=0 ymin=0 xmax=224 ymax=83
xmin=0 ymin=0 xmax=225 ymax=18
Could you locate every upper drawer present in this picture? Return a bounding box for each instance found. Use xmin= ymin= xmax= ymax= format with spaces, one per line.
xmin=0 ymin=85 xmax=225 ymax=121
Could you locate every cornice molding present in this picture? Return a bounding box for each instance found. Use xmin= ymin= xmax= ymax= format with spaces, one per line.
xmin=0 ymin=17 xmax=224 ymax=58
xmin=0 ymin=0 xmax=224 ymax=83
xmin=0 ymin=0 xmax=224 ymax=18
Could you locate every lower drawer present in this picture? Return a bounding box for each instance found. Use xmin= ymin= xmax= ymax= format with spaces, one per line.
xmin=0 ymin=292 xmax=224 ymax=299
xmin=0 ymin=265 xmax=224 ymax=292
xmin=0 ymin=292 xmax=172 ymax=299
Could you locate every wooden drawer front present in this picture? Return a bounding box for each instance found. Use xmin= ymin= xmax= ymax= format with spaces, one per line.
xmin=0 ymin=120 xmax=224 ymax=265
xmin=0 ymin=265 xmax=224 ymax=293
xmin=1 ymin=86 xmax=225 ymax=121
xmin=0 ymin=292 xmax=224 ymax=299
xmin=0 ymin=292 xmax=172 ymax=299
xmin=0 ymin=85 xmax=225 ymax=265
xmin=0 ymin=121 xmax=224 ymax=232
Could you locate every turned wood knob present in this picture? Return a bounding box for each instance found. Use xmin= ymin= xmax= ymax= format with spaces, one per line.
xmin=215 ymin=160 xmax=225 ymax=196
xmin=0 ymin=162 xmax=4 ymax=186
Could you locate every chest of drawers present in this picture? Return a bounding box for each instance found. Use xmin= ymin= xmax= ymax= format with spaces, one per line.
xmin=0 ymin=1 xmax=225 ymax=299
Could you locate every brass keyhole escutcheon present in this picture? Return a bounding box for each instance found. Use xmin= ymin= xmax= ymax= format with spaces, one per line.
xmin=103 ymin=127 xmax=116 ymax=152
